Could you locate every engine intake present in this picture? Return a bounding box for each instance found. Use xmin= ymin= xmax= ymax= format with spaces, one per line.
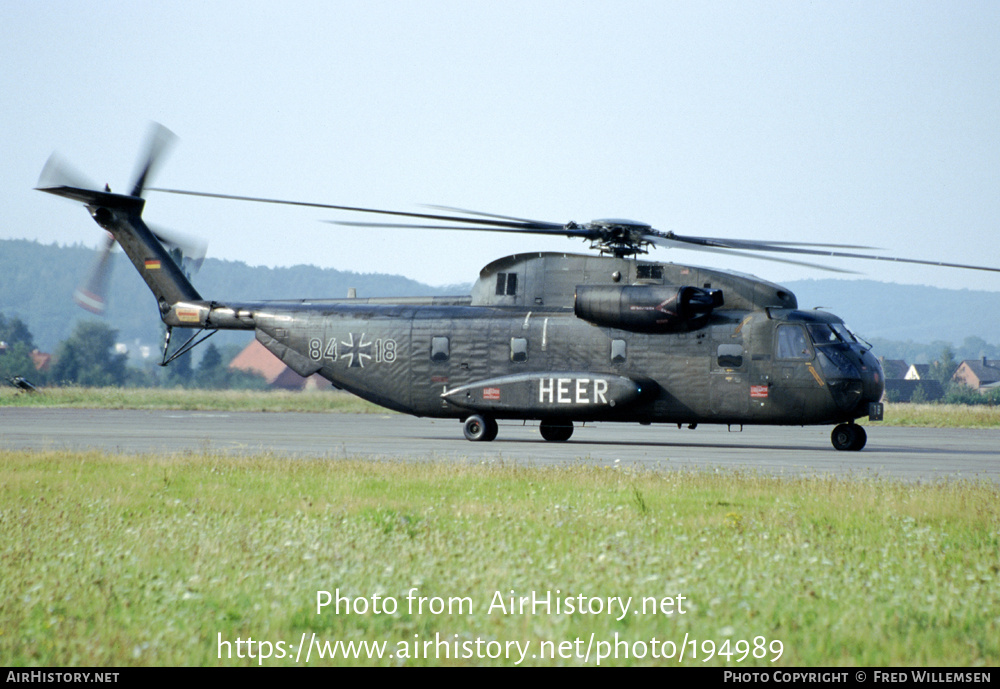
xmin=575 ymin=284 xmax=723 ymax=332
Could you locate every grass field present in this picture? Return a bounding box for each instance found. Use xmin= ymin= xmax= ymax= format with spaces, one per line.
xmin=868 ymin=403 xmax=1000 ymax=428
xmin=2 ymin=387 xmax=999 ymax=428
xmin=2 ymin=450 xmax=997 ymax=667
xmin=0 ymin=387 xmax=386 ymax=414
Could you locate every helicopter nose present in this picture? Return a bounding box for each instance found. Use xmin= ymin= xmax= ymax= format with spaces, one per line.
xmin=858 ymin=350 xmax=885 ymax=403
xmin=817 ymin=346 xmax=883 ymax=414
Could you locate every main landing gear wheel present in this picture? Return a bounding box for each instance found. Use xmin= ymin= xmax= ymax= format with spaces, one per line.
xmin=463 ymin=414 xmax=498 ymax=442
xmin=539 ymin=420 xmax=574 ymax=442
xmin=831 ymin=423 xmax=867 ymax=451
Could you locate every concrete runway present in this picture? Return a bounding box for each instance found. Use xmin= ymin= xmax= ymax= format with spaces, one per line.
xmin=1 ymin=408 xmax=997 ymax=482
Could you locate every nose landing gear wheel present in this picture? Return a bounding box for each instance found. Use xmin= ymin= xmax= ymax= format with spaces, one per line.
xmin=463 ymin=415 xmax=498 ymax=441
xmin=539 ymin=420 xmax=574 ymax=442
xmin=831 ymin=423 xmax=867 ymax=451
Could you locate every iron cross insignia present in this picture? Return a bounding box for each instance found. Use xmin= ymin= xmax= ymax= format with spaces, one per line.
xmin=340 ymin=332 xmax=372 ymax=368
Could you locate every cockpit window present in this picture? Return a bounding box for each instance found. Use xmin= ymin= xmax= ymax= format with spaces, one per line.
xmin=806 ymin=323 xmax=840 ymax=345
xmin=831 ymin=324 xmax=857 ymax=343
xmin=805 ymin=323 xmax=860 ymax=346
xmin=776 ymin=325 xmax=813 ymax=360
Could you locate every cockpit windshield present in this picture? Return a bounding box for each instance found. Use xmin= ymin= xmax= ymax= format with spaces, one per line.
xmin=807 ymin=323 xmax=859 ymax=346
xmin=806 ymin=323 xmax=839 ymax=345
xmin=832 ymin=323 xmax=858 ymax=343
xmin=778 ymin=321 xmax=868 ymax=360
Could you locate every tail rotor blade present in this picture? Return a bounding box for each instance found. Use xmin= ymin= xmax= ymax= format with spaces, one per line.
xmin=74 ymin=233 xmax=116 ymax=314
xmin=149 ymin=223 xmax=208 ymax=275
xmin=36 ymin=153 xmax=99 ymax=192
xmin=130 ymin=123 xmax=176 ymax=198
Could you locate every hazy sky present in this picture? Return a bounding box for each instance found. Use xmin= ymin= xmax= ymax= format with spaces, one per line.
xmin=4 ymin=1 xmax=999 ymax=292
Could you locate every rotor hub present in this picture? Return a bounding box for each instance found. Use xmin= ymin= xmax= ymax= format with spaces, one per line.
xmin=586 ymin=219 xmax=654 ymax=257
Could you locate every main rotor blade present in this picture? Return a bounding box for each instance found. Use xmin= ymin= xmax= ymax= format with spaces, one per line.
xmin=685 ymin=238 xmax=880 ymax=250
xmin=149 ymin=188 xmax=566 ymax=232
xmin=149 ymin=187 xmax=997 ymax=272
xmin=423 ymin=204 xmax=557 ymax=226
xmin=326 ymin=219 xmax=598 ymax=239
xmin=650 ymin=235 xmax=857 ymax=274
xmin=659 ymin=232 xmax=1000 ymax=273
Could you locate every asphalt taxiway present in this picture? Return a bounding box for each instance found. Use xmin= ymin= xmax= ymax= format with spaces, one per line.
xmin=2 ymin=408 xmax=997 ymax=482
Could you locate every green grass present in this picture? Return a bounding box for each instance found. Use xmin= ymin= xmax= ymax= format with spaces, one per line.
xmin=872 ymin=402 xmax=1000 ymax=428
xmin=0 ymin=386 xmax=386 ymax=413
xmin=2 ymin=450 xmax=997 ymax=666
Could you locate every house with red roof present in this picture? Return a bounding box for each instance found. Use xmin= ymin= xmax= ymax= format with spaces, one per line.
xmin=952 ymin=358 xmax=1000 ymax=392
xmin=228 ymin=339 xmax=331 ymax=391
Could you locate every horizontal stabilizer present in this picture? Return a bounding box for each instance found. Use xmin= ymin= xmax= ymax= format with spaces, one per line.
xmin=35 ymin=184 xmax=145 ymax=212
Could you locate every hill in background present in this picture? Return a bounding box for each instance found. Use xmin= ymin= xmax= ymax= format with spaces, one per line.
xmin=783 ymin=278 xmax=1000 ymax=346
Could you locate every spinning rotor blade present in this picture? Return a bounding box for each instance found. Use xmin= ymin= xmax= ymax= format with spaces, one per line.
xmin=149 ymin=187 xmax=1000 ymax=273
xmin=655 ymin=231 xmax=1000 ymax=274
xmin=423 ymin=204 xmax=558 ymax=226
xmin=130 ymin=123 xmax=176 ymax=198
xmin=37 ymin=154 xmax=99 ymax=192
xmin=649 ymin=234 xmax=857 ymax=274
xmin=37 ymin=155 xmax=119 ymax=314
xmin=149 ymin=224 xmax=208 ymax=274
xmin=325 ymin=219 xmax=598 ymax=239
xmin=69 ymin=224 xmax=205 ymax=316
xmin=74 ymin=233 xmax=116 ymax=314
xmin=418 ymin=207 xmax=877 ymax=250
xmin=721 ymin=240 xmax=879 ymax=250
xmin=148 ymin=188 xmax=574 ymax=233
xmin=41 ymin=123 xmax=207 ymax=314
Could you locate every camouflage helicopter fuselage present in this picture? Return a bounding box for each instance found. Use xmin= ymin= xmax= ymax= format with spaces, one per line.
xmin=41 ymin=184 xmax=884 ymax=450
xmin=66 ymin=191 xmax=883 ymax=448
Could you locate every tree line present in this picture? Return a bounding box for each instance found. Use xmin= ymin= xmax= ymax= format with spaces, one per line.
xmin=1 ymin=312 xmax=266 ymax=390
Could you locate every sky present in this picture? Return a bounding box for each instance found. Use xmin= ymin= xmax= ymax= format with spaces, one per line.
xmin=4 ymin=1 xmax=999 ymax=293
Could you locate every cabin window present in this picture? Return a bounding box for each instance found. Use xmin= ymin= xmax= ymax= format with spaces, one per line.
xmin=510 ymin=337 xmax=528 ymax=362
xmin=636 ymin=264 xmax=663 ymax=280
xmin=430 ymin=336 xmax=450 ymax=362
xmin=776 ymin=325 xmax=813 ymax=360
xmin=611 ymin=339 xmax=627 ymax=364
xmin=495 ymin=272 xmax=518 ymax=296
xmin=717 ymin=344 xmax=743 ymax=368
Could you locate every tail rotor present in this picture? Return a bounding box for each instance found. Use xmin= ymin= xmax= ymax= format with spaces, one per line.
xmin=38 ymin=123 xmax=208 ymax=314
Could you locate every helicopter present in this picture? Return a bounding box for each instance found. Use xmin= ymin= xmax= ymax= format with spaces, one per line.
xmin=36 ymin=125 xmax=1000 ymax=451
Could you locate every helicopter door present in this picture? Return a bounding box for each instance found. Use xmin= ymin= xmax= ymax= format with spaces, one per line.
xmin=487 ymin=313 xmax=538 ymax=375
xmin=771 ymin=324 xmax=819 ymax=418
xmin=709 ymin=325 xmax=748 ymax=416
